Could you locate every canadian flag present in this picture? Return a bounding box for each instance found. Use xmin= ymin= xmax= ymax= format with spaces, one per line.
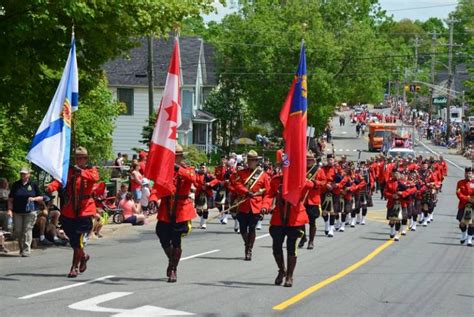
xmin=145 ymin=38 xmax=181 ymax=197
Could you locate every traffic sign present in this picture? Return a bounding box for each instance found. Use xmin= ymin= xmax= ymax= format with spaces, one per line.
xmin=432 ymin=96 xmax=447 ymax=106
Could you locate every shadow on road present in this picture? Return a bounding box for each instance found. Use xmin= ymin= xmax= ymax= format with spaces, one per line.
xmin=360 ymin=237 xmax=390 ymax=241
xmin=197 ymin=256 xmax=243 ymax=261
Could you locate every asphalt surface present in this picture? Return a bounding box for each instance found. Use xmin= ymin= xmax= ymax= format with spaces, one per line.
xmin=1 ymin=109 xmax=473 ymax=317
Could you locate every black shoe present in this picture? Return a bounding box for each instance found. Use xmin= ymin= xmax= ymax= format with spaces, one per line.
xmin=298 ymin=236 xmax=307 ymax=248
xmin=54 ymin=239 xmax=68 ymax=246
xmin=39 ymin=238 xmax=54 ymax=246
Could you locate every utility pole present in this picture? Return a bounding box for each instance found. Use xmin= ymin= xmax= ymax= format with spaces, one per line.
xmin=429 ymin=33 xmax=437 ymax=122
xmin=147 ymin=36 xmax=154 ymax=117
xmin=445 ymin=19 xmax=456 ymax=143
xmin=412 ymin=35 xmax=420 ymax=110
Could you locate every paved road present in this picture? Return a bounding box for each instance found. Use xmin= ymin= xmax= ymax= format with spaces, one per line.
xmin=1 ymin=110 xmax=473 ymax=317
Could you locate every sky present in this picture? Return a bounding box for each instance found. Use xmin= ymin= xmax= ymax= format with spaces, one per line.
xmin=203 ymin=0 xmax=459 ymax=23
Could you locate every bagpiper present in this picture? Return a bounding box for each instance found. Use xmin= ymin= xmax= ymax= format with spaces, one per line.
xmin=194 ymin=163 xmax=219 ymax=229
xmin=456 ymin=167 xmax=474 ymax=246
xmin=321 ymin=154 xmax=337 ymax=237
xmin=299 ymin=152 xmax=326 ymax=249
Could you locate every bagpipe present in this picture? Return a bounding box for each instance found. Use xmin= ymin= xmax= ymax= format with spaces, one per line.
xmin=195 ymin=173 xmax=215 ymax=212
xmin=321 ymin=171 xmax=344 ymax=214
xmin=462 ymin=203 xmax=473 ymax=225
xmin=302 ymin=163 xmax=320 ymax=203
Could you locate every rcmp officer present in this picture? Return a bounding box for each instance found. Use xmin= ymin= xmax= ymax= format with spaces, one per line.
xmin=155 ymin=144 xmax=196 ymax=282
xmin=262 ymin=170 xmax=309 ymax=287
xmin=299 ymin=152 xmax=326 ymax=249
xmin=456 ymin=167 xmax=474 ymax=246
xmin=46 ymin=146 xmax=99 ymax=278
xmin=231 ymin=150 xmax=269 ymax=261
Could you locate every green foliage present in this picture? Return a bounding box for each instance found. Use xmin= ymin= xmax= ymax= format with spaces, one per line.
xmin=204 ymin=84 xmax=247 ymax=151
xmin=0 ymin=0 xmax=216 ymax=181
xmin=75 ymin=75 xmax=122 ymax=164
xmin=141 ymin=111 xmax=158 ymax=147
xmin=205 ymin=0 xmax=408 ymax=135
xmin=183 ymin=145 xmax=208 ymax=168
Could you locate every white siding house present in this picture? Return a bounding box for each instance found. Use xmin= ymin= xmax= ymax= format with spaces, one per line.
xmin=103 ymin=37 xmax=217 ymax=156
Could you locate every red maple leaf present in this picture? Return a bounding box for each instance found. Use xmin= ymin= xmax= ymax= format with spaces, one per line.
xmin=165 ymin=101 xmax=178 ymax=123
xmin=169 ymin=126 xmax=177 ymax=140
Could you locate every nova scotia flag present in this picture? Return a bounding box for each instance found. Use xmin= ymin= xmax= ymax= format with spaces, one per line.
xmin=26 ymin=37 xmax=78 ymax=186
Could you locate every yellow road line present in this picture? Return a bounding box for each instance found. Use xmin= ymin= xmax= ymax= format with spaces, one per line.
xmin=273 ymin=239 xmax=394 ymax=311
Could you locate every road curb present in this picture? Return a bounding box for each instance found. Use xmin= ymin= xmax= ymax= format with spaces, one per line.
xmin=418 ymin=140 xmax=464 ymax=171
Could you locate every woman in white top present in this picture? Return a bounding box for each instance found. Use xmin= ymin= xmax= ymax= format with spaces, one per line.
xmin=140 ymin=178 xmax=151 ymax=215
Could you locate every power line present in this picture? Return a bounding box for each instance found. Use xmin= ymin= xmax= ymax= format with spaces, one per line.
xmin=384 ymin=3 xmax=458 ymax=12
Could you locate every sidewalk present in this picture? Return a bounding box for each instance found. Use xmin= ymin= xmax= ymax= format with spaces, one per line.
xmin=2 ymin=215 xmax=158 ymax=254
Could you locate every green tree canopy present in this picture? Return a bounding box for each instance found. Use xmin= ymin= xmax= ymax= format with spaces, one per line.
xmin=0 ymin=0 xmax=216 ymax=180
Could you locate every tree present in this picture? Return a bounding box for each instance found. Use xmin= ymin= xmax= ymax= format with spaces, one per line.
xmin=205 ymin=0 xmax=407 ymax=135
xmin=204 ymin=83 xmax=247 ymax=151
xmin=0 ymin=0 xmax=216 ymax=180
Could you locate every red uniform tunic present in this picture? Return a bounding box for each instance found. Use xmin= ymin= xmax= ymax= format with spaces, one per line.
xmin=304 ymin=167 xmax=326 ymax=206
xmin=456 ymin=179 xmax=474 ymax=210
xmin=157 ymin=165 xmax=196 ymax=223
xmin=47 ymin=167 xmax=100 ymax=219
xmin=384 ymin=179 xmax=399 ymax=209
xmin=321 ymin=165 xmax=336 ymax=194
xmin=232 ymin=168 xmax=269 ymax=214
xmin=214 ymin=165 xmax=226 ymax=181
xmin=195 ymin=172 xmax=219 ymax=198
xmin=262 ymin=175 xmax=308 ymax=227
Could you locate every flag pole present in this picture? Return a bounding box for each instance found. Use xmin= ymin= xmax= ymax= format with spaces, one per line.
xmin=71 ymin=24 xmax=77 ymax=166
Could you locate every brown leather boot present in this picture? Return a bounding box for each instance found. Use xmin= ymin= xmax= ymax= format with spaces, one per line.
xmin=284 ymin=256 xmax=297 ymax=287
xmin=307 ymin=225 xmax=316 ymax=250
xmin=68 ymin=249 xmax=82 ymax=278
xmin=245 ymin=231 xmax=256 ymax=261
xmin=273 ymin=254 xmax=286 ymax=285
xmin=168 ymin=247 xmax=182 ymax=283
xmin=164 ymin=247 xmax=173 ymax=277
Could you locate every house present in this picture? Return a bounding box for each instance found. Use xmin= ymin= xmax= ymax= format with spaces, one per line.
xmin=103 ymin=36 xmax=217 ymax=156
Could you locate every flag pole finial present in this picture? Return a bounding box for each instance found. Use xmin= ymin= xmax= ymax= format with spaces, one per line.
xmin=302 ymin=22 xmax=308 ymax=43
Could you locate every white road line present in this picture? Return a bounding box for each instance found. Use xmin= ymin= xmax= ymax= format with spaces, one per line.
xmin=256 ymin=233 xmax=270 ymax=240
xmin=353 ymin=149 xmax=357 ymax=152
xmin=418 ymin=140 xmax=463 ymax=171
xmin=181 ymin=249 xmax=220 ymax=261
xmin=19 ymin=275 xmax=116 ymax=300
xmin=346 ymin=149 xmax=350 ymax=152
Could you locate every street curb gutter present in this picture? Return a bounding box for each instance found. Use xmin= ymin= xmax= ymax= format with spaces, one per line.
xmin=418 ymin=140 xmax=463 ymax=171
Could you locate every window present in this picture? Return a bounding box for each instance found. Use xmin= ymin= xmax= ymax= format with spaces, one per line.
xmin=182 ymin=90 xmax=193 ymax=116
xmin=193 ymin=123 xmax=207 ymax=144
xmin=117 ymin=88 xmax=134 ymax=115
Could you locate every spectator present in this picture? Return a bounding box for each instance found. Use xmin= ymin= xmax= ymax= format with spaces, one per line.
xmin=119 ymin=193 xmax=145 ymax=225
xmin=140 ymin=178 xmax=151 ymax=215
xmin=0 ymin=230 xmax=9 ymax=254
xmin=111 ymin=152 xmax=124 ymax=178
xmin=129 ymin=162 xmax=143 ymax=202
xmin=33 ymin=196 xmax=67 ymax=246
xmin=116 ymin=183 xmax=129 ymax=205
xmin=138 ymin=151 xmax=147 ymax=175
xmin=0 ymin=178 xmax=12 ymax=233
xmin=8 ymin=167 xmax=44 ymax=257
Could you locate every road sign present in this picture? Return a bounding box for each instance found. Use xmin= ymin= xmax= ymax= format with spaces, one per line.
xmin=432 ymin=96 xmax=448 ymax=106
